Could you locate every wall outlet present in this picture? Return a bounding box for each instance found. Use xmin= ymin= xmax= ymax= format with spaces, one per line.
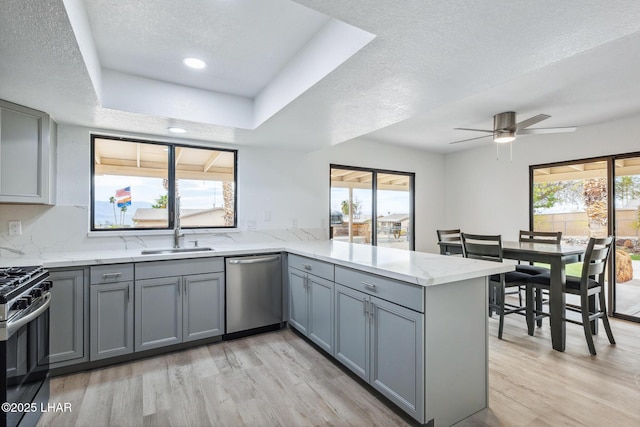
xmin=291 ymin=218 xmax=298 ymax=229
xmin=263 ymin=210 xmax=271 ymax=221
xmin=247 ymin=219 xmax=256 ymax=230
xmin=8 ymin=220 xmax=22 ymax=236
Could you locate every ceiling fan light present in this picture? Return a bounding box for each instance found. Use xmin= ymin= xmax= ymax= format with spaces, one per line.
xmin=494 ymin=131 xmax=515 ymax=143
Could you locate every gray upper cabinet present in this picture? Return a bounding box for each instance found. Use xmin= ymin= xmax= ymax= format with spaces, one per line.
xmin=287 ymin=255 xmax=335 ymax=355
xmin=0 ymin=99 xmax=56 ymax=204
xmin=135 ymin=276 xmax=183 ymax=351
xmin=90 ymin=279 xmax=134 ymax=361
xmin=183 ymin=272 xmax=225 ymax=342
xmin=49 ymin=269 xmax=87 ymax=367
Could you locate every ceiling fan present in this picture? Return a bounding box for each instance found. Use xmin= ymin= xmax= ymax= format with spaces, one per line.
xmin=449 ymin=111 xmax=577 ymax=145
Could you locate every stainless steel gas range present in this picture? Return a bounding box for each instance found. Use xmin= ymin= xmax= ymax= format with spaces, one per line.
xmin=0 ymin=266 xmax=51 ymax=427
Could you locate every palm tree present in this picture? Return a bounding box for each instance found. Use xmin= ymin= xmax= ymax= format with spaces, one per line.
xmin=583 ymin=178 xmax=607 ymax=236
xmin=120 ymin=205 xmax=128 ymax=226
xmin=152 ymin=194 xmax=168 ymax=208
xmin=223 ymin=182 xmax=234 ymax=226
xmin=109 ymin=196 xmax=117 ymax=225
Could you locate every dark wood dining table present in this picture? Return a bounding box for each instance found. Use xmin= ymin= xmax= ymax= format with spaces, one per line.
xmin=438 ymin=240 xmax=585 ymax=352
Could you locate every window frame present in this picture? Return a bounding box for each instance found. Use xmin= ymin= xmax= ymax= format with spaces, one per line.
xmin=90 ymin=134 xmax=238 ymax=232
xmin=329 ymin=164 xmax=415 ymax=250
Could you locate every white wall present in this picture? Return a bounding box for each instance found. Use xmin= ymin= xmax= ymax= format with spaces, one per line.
xmin=443 ymin=113 xmax=640 ymax=241
xmin=0 ymin=125 xmax=444 ymax=256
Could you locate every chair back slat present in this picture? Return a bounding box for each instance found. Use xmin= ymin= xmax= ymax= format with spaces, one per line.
xmin=437 ymin=229 xmax=461 ymax=243
xmin=580 ymin=236 xmax=613 ymax=289
xmin=519 ymin=230 xmax=562 ymax=245
xmin=461 ymin=233 xmax=503 ymax=262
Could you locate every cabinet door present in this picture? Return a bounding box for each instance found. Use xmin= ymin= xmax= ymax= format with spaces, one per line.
xmin=49 ymin=269 xmax=85 ymax=365
xmin=0 ymin=100 xmax=54 ymax=204
xmin=135 ymin=277 xmax=182 ymax=351
xmin=183 ymin=272 xmax=225 ymax=342
xmin=370 ymin=296 xmax=424 ymax=420
xmin=90 ymin=282 xmax=134 ymax=360
xmin=308 ymin=275 xmax=334 ymax=355
xmin=334 ymin=284 xmax=369 ymax=382
xmin=288 ymin=268 xmax=308 ymax=334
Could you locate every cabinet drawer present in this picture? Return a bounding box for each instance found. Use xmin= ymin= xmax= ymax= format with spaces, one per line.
xmin=90 ymin=264 xmax=134 ymax=284
xmin=335 ymin=266 xmax=423 ymax=313
xmin=135 ymin=257 xmax=224 ymax=280
xmin=288 ymin=254 xmax=334 ymax=281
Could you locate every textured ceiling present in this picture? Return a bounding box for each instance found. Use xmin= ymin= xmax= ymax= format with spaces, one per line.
xmin=2 ymin=0 xmax=640 ymax=153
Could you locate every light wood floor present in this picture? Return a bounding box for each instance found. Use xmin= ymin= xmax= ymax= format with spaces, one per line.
xmin=38 ymin=316 xmax=640 ymax=427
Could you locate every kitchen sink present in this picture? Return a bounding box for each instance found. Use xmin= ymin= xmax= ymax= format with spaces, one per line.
xmin=140 ymin=247 xmax=213 ymax=255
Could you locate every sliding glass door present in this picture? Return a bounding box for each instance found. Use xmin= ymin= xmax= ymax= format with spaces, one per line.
xmin=613 ymin=156 xmax=640 ymax=319
xmin=531 ymin=154 xmax=640 ymax=322
xmin=330 ymin=165 xmax=414 ymax=250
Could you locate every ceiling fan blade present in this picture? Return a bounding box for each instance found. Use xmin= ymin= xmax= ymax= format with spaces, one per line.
xmin=449 ymin=134 xmax=493 ymax=144
xmin=453 ymin=127 xmax=494 ymax=133
xmin=518 ymin=126 xmax=577 ymax=135
xmin=514 ymin=114 xmax=550 ymax=131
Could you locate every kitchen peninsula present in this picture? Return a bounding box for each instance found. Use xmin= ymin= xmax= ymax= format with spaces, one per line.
xmin=0 ymin=241 xmax=512 ymax=426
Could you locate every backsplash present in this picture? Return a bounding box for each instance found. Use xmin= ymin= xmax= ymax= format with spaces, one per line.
xmin=0 ymin=205 xmax=327 ymax=257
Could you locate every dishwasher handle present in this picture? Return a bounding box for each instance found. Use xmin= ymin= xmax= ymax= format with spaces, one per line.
xmin=228 ymin=255 xmax=280 ymax=265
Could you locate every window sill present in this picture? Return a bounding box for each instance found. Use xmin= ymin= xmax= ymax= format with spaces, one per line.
xmin=87 ymin=228 xmax=240 ymax=238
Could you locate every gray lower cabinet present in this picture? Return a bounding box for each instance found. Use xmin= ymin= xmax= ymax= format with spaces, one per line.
xmin=288 ymin=265 xmax=334 ymax=355
xmin=90 ymin=281 xmax=134 ymax=360
xmin=183 ymin=272 xmax=225 ymax=342
xmin=135 ymin=258 xmax=225 ymax=352
xmin=135 ymin=276 xmax=182 ymax=351
xmin=334 ymin=284 xmax=369 ymax=380
xmin=334 ymin=275 xmax=425 ymax=421
xmin=49 ymin=269 xmax=87 ymax=367
xmin=288 ymin=268 xmax=309 ymax=335
xmin=369 ymin=295 xmax=424 ymax=420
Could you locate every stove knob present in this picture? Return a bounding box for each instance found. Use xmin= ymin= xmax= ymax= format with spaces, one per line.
xmin=31 ymin=288 xmax=42 ymax=298
xmin=42 ymin=281 xmax=52 ymax=290
xmin=12 ymin=299 xmax=28 ymax=310
xmin=22 ymin=295 xmax=33 ymax=305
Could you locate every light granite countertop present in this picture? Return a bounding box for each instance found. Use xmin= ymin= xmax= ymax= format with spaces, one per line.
xmin=0 ymin=240 xmax=513 ymax=287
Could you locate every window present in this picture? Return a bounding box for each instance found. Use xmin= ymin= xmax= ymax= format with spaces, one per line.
xmin=91 ymin=135 xmax=237 ymax=231
xmin=330 ymin=165 xmax=414 ymax=250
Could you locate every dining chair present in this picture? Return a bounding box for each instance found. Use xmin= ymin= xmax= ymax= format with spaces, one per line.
xmin=514 ymin=230 xmax=563 ymax=314
xmin=515 ymin=230 xmax=562 ymax=275
xmin=436 ymin=229 xmax=462 ymax=255
xmin=461 ymin=233 xmax=534 ymax=339
xmin=525 ymin=236 xmax=615 ymax=355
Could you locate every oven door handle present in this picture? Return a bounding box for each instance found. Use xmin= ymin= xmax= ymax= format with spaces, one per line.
xmin=5 ymin=293 xmax=51 ymax=340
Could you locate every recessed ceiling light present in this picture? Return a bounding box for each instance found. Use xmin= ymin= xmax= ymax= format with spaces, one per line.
xmin=183 ymin=57 xmax=206 ymax=69
xmin=168 ymin=127 xmax=186 ymax=133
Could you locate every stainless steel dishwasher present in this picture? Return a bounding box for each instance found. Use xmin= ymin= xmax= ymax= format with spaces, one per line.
xmin=225 ymin=254 xmax=283 ymax=334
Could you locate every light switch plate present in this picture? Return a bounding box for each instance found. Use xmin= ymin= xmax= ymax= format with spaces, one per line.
xmin=8 ymin=220 xmax=22 ymax=236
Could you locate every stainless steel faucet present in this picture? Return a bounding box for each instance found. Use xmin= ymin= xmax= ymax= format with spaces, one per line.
xmin=174 ymin=196 xmax=184 ymax=248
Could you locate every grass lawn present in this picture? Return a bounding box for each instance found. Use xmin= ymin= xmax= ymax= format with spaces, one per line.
xmin=536 ymin=252 xmax=639 ymax=277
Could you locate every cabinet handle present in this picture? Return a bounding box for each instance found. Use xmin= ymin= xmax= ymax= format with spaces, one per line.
xmin=178 ymin=283 xmax=181 ymax=296
xmin=363 ymin=299 xmax=368 ymax=315
xmin=184 ymin=282 xmax=188 ymax=296
xmin=303 ymin=263 xmax=312 ymax=270
xmin=362 ymin=281 xmax=376 ymax=291
xmin=102 ymin=272 xmax=122 ymax=279
xmin=126 ymin=286 xmax=130 ymax=301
